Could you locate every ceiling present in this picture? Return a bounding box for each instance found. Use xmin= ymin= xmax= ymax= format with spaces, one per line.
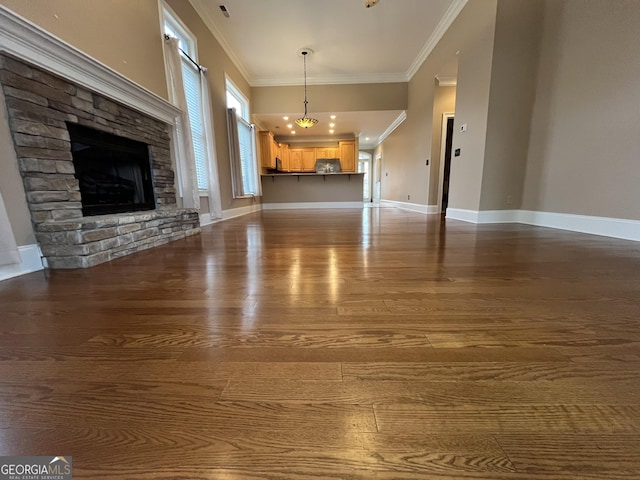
xmin=189 ymin=0 xmax=464 ymax=147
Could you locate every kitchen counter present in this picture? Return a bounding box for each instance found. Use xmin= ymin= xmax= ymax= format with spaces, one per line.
xmin=261 ymin=172 xmax=364 ymax=209
xmin=262 ymin=172 xmax=363 ymax=176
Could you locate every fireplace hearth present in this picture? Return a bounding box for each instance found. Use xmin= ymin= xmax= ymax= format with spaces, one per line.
xmin=0 ymin=53 xmax=200 ymax=268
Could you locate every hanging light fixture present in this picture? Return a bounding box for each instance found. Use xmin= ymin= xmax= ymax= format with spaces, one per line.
xmin=295 ymin=48 xmax=318 ymax=129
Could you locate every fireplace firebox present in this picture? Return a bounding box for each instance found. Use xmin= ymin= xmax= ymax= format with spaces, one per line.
xmin=68 ymin=123 xmax=156 ymax=216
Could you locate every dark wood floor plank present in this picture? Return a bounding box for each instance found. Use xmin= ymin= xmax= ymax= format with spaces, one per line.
xmin=2 ymin=397 xmax=378 ymax=432
xmin=374 ymin=403 xmax=640 ymax=434
xmin=496 ymin=434 xmax=640 ymax=475
xmin=177 ymin=345 xmax=569 ymax=363
xmin=342 ymin=361 xmax=640 ymax=382
xmin=221 ymin=378 xmax=640 ymax=405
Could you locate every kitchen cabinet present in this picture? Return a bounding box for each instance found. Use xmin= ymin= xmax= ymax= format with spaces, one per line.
xmin=339 ymin=140 xmax=356 ymax=172
xmin=289 ymin=149 xmax=302 ymax=171
xmin=262 ymin=133 xmax=356 ymax=172
xmin=279 ymin=143 xmax=290 ymax=171
xmin=258 ymin=131 xmax=277 ymax=169
xmin=315 ymin=147 xmax=339 ymax=160
xmin=301 ymin=148 xmax=316 ymax=171
xmin=290 ymin=148 xmax=316 ymax=172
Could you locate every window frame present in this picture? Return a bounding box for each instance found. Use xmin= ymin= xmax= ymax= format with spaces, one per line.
xmin=161 ymin=3 xmax=210 ymax=193
xmin=225 ymin=77 xmax=259 ymax=198
xmin=226 ymin=77 xmax=250 ymax=122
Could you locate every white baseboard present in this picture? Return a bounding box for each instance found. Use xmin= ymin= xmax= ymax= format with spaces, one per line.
xmin=222 ymin=203 xmax=262 ymax=220
xmin=446 ymin=208 xmax=640 ymax=242
xmin=262 ymin=202 xmax=364 ymax=210
xmin=0 ymin=244 xmax=44 ymax=282
xmin=444 ymin=208 xmax=481 ymax=223
xmin=380 ymin=200 xmax=440 ymax=214
xmin=199 ymin=212 xmax=214 ymax=227
xmin=200 ymin=204 xmax=262 ymax=226
xmin=518 ymin=210 xmax=640 ymax=242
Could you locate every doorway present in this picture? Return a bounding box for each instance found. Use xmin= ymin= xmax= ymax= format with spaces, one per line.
xmin=358 ymin=151 xmax=372 ymax=202
xmin=373 ymin=153 xmax=382 ymax=203
xmin=438 ymin=113 xmax=455 ymax=214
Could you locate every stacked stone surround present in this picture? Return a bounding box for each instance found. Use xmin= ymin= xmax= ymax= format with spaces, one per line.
xmin=37 ymin=210 xmax=199 ymax=269
xmin=0 ymin=54 xmax=200 ymax=268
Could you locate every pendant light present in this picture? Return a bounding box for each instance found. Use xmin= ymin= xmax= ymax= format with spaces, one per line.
xmin=295 ymin=49 xmax=318 ymax=128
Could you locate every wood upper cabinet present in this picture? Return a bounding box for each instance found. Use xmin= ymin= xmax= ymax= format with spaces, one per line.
xmin=279 ymin=143 xmax=290 ymax=171
xmin=264 ymin=136 xmax=355 ymax=172
xmin=259 ymin=131 xmax=277 ymax=169
xmin=301 ymin=148 xmax=316 ymax=171
xmin=289 ymin=149 xmax=302 ymax=171
xmin=315 ymin=147 xmax=339 ymax=160
xmin=339 ymin=140 xmax=356 ymax=172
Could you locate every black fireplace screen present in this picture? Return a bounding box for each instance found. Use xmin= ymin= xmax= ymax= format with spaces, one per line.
xmin=67 ymin=123 xmax=155 ymax=216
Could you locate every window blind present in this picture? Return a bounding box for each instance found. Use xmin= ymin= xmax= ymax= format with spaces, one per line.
xmin=181 ymin=61 xmax=208 ymax=190
xmin=237 ymin=117 xmax=257 ymax=195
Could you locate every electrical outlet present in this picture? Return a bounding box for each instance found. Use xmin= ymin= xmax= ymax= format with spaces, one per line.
xmin=425 ymin=159 xmax=429 ymax=166
xmin=507 ymin=195 xmax=513 ymax=205
xmin=407 ymin=195 xmax=411 ymax=201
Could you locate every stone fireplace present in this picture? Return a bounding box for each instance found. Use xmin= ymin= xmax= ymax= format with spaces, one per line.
xmin=0 ymin=53 xmax=200 ymax=269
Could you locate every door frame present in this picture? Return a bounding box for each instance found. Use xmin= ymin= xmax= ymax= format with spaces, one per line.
xmin=437 ymin=112 xmax=455 ymax=213
xmin=358 ymin=151 xmax=373 ymax=202
xmin=372 ymin=152 xmax=382 ymax=203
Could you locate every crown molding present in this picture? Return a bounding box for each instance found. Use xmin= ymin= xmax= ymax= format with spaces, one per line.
xmin=277 ymin=134 xmax=354 ymax=144
xmin=251 ymin=72 xmax=409 ymax=87
xmin=406 ymin=0 xmax=468 ymax=81
xmin=376 ymin=111 xmax=407 ymax=146
xmin=188 ymin=0 xmax=253 ymax=84
xmin=0 ymin=5 xmax=181 ymax=124
xmin=189 ymin=0 xmax=467 ymax=88
xmin=436 ymin=74 xmax=457 ymax=86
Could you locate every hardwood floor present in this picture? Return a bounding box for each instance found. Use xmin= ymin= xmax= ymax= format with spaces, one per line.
xmin=1 ymin=207 xmax=640 ymax=479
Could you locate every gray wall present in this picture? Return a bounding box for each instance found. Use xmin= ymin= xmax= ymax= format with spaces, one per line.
xmin=522 ymin=0 xmax=640 ymax=220
xmin=479 ymin=0 xmax=543 ymax=211
xmin=446 ymin=2 xmax=497 ymax=212
xmin=379 ymin=0 xmax=498 ymax=209
xmin=252 ymin=83 xmax=407 ymax=114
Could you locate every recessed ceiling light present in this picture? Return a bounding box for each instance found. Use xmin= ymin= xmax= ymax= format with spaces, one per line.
xmin=330 ymin=115 xmax=336 ymax=120
xmin=365 ymin=137 xmax=370 ymax=141
xmin=291 ymin=131 xmax=296 ymax=135
xmin=287 ymin=124 xmax=293 ymax=129
xmin=329 ymin=129 xmax=334 ymax=134
xmin=283 ymin=116 xmax=289 ymax=120
xmin=329 ymin=123 xmax=335 ymax=128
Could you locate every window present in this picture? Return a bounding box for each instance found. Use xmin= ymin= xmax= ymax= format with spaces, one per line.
xmin=226 ymin=79 xmax=249 ymax=121
xmin=226 ymin=78 xmax=259 ymax=197
xmin=163 ymin=8 xmax=208 ymax=190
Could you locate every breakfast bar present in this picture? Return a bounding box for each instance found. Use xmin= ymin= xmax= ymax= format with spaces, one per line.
xmin=261 ymin=173 xmax=364 ymax=209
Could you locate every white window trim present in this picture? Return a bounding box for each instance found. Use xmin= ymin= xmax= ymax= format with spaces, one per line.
xmin=225 ymin=78 xmax=260 ymax=198
xmin=225 ymin=75 xmax=250 ymax=122
xmin=160 ymin=1 xmax=197 ymax=59
xmin=160 ymin=1 xmax=210 ymax=194
xmin=237 ymin=116 xmax=258 ymax=199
